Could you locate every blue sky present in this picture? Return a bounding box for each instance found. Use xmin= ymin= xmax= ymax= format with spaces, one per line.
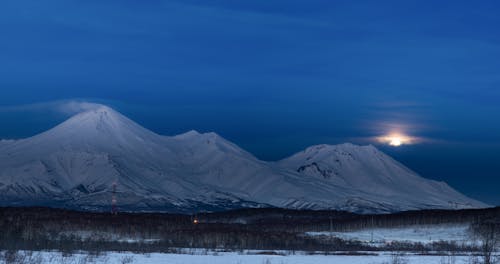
xmin=0 ymin=0 xmax=499 ymax=204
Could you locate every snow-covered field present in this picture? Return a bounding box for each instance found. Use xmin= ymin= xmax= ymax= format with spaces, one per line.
xmin=306 ymin=224 xmax=473 ymax=246
xmin=1 ymin=250 xmax=488 ymax=264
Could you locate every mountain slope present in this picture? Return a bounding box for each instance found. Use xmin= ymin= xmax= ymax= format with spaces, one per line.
xmin=0 ymin=105 xmax=488 ymax=213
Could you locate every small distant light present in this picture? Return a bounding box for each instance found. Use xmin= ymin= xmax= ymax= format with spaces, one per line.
xmin=193 ymin=219 xmax=199 ymax=224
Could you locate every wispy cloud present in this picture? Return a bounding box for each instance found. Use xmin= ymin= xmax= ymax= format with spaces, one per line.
xmin=56 ymin=101 xmax=103 ymax=115
xmin=0 ymin=99 xmax=105 ymax=116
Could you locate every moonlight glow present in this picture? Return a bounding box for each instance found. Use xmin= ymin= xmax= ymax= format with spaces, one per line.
xmin=377 ymin=133 xmax=415 ymax=147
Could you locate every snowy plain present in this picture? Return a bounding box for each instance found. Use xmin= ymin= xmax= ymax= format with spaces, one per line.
xmin=306 ymin=224 xmax=474 ymax=246
xmin=2 ymin=224 xmax=497 ymax=263
xmin=1 ymin=250 xmax=489 ymax=264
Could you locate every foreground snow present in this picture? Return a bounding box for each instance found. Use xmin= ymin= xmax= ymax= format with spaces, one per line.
xmin=307 ymin=224 xmax=473 ymax=246
xmin=3 ymin=250 xmax=491 ymax=264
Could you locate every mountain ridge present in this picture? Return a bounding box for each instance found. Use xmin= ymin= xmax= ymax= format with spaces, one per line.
xmin=0 ymin=105 xmax=488 ymax=213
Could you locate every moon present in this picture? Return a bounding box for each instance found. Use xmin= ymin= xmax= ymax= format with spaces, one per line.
xmin=377 ymin=133 xmax=414 ymax=147
xmin=389 ymin=137 xmax=403 ymax=146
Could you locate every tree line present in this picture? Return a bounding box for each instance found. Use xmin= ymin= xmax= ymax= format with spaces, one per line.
xmin=0 ymin=206 xmax=498 ymax=253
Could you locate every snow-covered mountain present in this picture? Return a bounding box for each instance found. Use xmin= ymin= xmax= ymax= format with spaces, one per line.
xmin=0 ymin=105 xmax=487 ymax=213
xmin=278 ymin=144 xmax=485 ymax=212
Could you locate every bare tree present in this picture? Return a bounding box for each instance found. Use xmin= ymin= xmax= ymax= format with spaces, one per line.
xmin=440 ymin=253 xmax=457 ymax=264
xmin=472 ymin=222 xmax=499 ymax=264
xmin=380 ymin=251 xmax=409 ymax=264
xmin=120 ymin=255 xmax=135 ymax=264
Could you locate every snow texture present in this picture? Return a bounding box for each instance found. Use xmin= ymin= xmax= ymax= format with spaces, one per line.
xmin=1 ymin=250 xmax=489 ymax=264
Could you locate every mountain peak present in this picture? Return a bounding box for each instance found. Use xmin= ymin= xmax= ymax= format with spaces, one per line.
xmin=174 ymin=130 xmax=202 ymax=139
xmin=279 ymin=143 xmax=488 ymax=210
xmin=20 ymin=104 xmax=163 ymax=153
xmin=55 ymin=105 xmax=128 ymax=135
xmin=174 ymin=130 xmax=223 ymax=140
xmin=298 ymin=143 xmax=378 ymax=159
xmin=70 ymin=105 xmax=123 ymax=124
